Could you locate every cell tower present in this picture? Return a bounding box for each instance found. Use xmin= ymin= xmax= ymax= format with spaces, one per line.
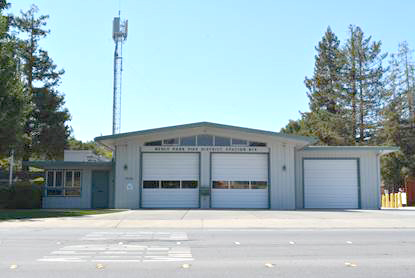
xmin=112 ymin=12 xmax=128 ymax=134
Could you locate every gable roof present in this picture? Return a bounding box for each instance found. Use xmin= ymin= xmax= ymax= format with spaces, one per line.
xmin=94 ymin=121 xmax=317 ymax=145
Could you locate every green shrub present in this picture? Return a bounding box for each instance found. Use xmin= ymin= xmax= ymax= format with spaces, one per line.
xmin=0 ymin=186 xmax=10 ymax=209
xmin=2 ymin=181 xmax=43 ymax=209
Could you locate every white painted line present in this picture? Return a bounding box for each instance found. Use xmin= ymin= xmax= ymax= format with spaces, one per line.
xmin=52 ymin=251 xmax=96 ymax=255
xmin=38 ymin=258 xmax=86 ymax=262
xmin=92 ymin=259 xmax=141 ymax=262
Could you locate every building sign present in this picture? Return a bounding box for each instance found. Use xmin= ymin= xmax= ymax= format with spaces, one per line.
xmin=141 ymin=146 xmax=269 ymax=153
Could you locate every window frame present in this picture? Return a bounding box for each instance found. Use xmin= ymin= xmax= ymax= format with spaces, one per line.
xmin=45 ymin=169 xmax=82 ymax=197
xmin=212 ymin=180 xmax=268 ymax=190
xmin=231 ymin=138 xmax=248 ymax=146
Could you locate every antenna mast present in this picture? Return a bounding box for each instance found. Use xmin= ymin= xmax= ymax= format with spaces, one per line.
xmin=112 ymin=12 xmax=128 ymax=134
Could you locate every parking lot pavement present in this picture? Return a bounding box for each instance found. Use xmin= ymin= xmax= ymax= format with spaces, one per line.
xmin=1 ymin=209 xmax=415 ymax=229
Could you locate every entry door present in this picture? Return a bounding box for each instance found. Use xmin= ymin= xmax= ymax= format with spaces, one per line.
xmin=92 ymin=171 xmax=109 ymax=209
xmin=304 ymin=159 xmax=359 ymax=209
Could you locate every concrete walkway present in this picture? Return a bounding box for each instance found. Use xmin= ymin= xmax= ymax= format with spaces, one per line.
xmin=2 ymin=209 xmax=415 ymax=229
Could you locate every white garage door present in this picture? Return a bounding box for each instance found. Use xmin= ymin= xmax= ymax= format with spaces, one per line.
xmin=211 ymin=153 xmax=268 ymax=208
xmin=304 ymin=159 xmax=359 ymax=209
xmin=142 ymin=153 xmax=199 ymax=208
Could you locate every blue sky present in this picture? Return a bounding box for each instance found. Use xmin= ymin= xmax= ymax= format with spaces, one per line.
xmin=7 ymin=0 xmax=415 ymax=141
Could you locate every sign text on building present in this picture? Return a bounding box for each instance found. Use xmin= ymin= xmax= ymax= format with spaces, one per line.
xmin=141 ymin=146 xmax=269 ymax=153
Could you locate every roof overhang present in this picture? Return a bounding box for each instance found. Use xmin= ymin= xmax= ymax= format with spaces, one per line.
xmin=303 ymin=146 xmax=400 ymax=155
xmin=23 ymin=161 xmax=113 ymax=169
xmin=94 ymin=121 xmax=317 ymax=147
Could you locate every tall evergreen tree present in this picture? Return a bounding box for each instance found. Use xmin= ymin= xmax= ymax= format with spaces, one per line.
xmin=0 ymin=0 xmax=27 ymax=158
xmin=302 ymin=27 xmax=350 ymax=145
xmin=375 ymin=43 xmax=415 ymax=188
xmin=343 ymin=26 xmax=387 ymax=144
xmin=12 ymin=5 xmax=70 ymax=166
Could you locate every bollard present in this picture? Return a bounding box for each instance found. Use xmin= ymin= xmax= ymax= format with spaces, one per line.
xmin=398 ymin=192 xmax=402 ymax=208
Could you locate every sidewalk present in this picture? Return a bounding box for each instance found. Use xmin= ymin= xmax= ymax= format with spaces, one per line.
xmin=1 ymin=209 xmax=415 ymax=229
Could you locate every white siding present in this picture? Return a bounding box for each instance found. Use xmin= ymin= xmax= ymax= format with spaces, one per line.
xmin=114 ymin=144 xmax=140 ymax=209
xmin=269 ymin=142 xmax=296 ymax=209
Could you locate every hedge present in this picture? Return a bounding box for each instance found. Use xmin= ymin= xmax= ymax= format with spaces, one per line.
xmin=0 ymin=181 xmax=42 ymax=209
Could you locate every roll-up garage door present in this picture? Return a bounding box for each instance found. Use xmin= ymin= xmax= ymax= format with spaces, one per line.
xmin=211 ymin=153 xmax=268 ymax=208
xmin=142 ymin=153 xmax=199 ymax=208
xmin=304 ymin=159 xmax=359 ymax=209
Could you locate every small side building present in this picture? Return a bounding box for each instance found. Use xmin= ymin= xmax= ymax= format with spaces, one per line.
xmin=24 ymin=122 xmax=398 ymax=210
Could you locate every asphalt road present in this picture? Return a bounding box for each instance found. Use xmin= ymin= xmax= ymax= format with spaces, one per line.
xmin=0 ymin=226 xmax=414 ymax=278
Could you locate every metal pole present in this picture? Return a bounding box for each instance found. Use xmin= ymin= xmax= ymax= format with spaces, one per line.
xmin=9 ymin=149 xmax=14 ymax=186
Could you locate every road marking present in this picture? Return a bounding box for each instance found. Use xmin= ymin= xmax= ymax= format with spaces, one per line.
xmin=96 ymin=263 xmax=105 ymax=269
xmin=289 ymin=241 xmax=295 ymax=245
xmin=38 ymin=244 xmax=193 ymax=263
xmin=81 ymin=231 xmax=188 ymax=241
xmin=265 ymin=263 xmax=275 ymax=268
xmin=181 ymin=263 xmax=191 ymax=269
xmin=346 ymin=241 xmax=353 ymax=244
xmin=234 ymin=241 xmax=241 ymax=245
xmin=9 ymin=264 xmax=18 ymax=269
xmin=344 ymin=262 xmax=357 ymax=267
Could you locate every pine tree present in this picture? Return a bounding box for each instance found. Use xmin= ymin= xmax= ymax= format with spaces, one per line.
xmin=302 ymin=27 xmax=350 ymax=145
xmin=12 ymin=5 xmax=70 ymax=166
xmin=343 ymin=26 xmax=387 ymax=144
xmin=379 ymin=43 xmax=415 ymax=187
xmin=0 ymin=0 xmax=27 ymax=157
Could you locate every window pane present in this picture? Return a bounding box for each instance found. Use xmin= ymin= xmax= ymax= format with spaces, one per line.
xmin=182 ymin=181 xmax=198 ymax=188
xmin=163 ymin=138 xmax=179 ymax=145
xmin=74 ymin=172 xmax=81 ymax=187
xmin=212 ymin=181 xmax=228 ymax=189
xmin=229 ymin=181 xmax=249 ymax=189
xmin=181 ymin=136 xmax=196 ymax=146
xmin=65 ymin=171 xmax=73 ymax=187
xmin=47 ymin=171 xmax=54 ymax=187
xmin=65 ymin=188 xmax=80 ymax=196
xmin=232 ymin=138 xmax=247 ymax=145
xmin=215 ymin=136 xmax=231 ymax=146
xmin=143 ymin=180 xmax=159 ymax=188
xmin=145 ymin=140 xmax=162 ymax=146
xmin=251 ymin=181 xmax=268 ymax=189
xmin=197 ymin=135 xmax=213 ymax=146
xmin=47 ymin=188 xmax=63 ymax=196
xmin=249 ymin=141 xmax=266 ymax=147
xmin=55 ymin=171 xmax=63 ymax=187
xmin=161 ymin=181 xmax=180 ymax=189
